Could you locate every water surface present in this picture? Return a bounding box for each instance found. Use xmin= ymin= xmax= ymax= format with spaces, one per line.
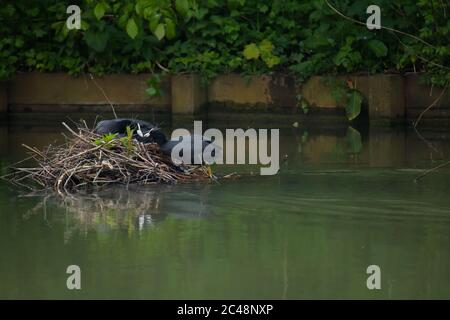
xmin=1 ymin=120 xmax=450 ymax=299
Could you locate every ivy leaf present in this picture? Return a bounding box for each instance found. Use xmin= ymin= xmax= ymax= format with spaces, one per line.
xmin=149 ymin=14 xmax=161 ymax=32
xmin=15 ymin=38 xmax=24 ymax=48
xmin=126 ymin=18 xmax=139 ymax=39
xmin=368 ymin=40 xmax=388 ymax=57
xmin=165 ymin=18 xmax=176 ymax=39
xmin=259 ymin=39 xmax=274 ymax=55
xmin=154 ymin=23 xmax=165 ymax=40
xmin=243 ymin=43 xmax=260 ymax=60
xmin=80 ymin=20 xmax=90 ymax=31
xmin=135 ymin=2 xmax=142 ymax=15
xmin=94 ymin=3 xmax=106 ymax=20
xmin=84 ymin=31 xmax=109 ymax=52
xmin=263 ymin=55 xmax=280 ymax=68
xmin=175 ymin=0 xmax=189 ymax=16
xmin=27 ymin=7 xmax=40 ymax=17
xmin=346 ymin=89 xmax=363 ymax=121
xmin=259 ymin=4 xmax=268 ymax=13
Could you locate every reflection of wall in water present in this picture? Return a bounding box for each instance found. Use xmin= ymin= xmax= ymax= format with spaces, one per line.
xmin=26 ymin=184 xmax=214 ymax=242
xmin=369 ymin=129 xmax=406 ymax=168
xmin=284 ymin=128 xmax=441 ymax=169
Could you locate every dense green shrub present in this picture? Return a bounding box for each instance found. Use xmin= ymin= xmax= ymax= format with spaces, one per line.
xmin=1 ymin=0 xmax=448 ymax=87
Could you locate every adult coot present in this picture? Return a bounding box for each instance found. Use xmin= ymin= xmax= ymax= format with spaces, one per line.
xmin=94 ymin=118 xmax=159 ymax=143
xmin=149 ymin=130 xmax=219 ymax=165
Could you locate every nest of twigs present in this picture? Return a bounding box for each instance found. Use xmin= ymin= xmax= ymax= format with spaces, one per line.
xmin=3 ymin=122 xmax=214 ymax=194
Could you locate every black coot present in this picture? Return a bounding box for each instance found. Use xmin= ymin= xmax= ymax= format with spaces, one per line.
xmin=149 ymin=131 xmax=218 ymax=164
xmin=94 ymin=118 xmax=158 ymax=143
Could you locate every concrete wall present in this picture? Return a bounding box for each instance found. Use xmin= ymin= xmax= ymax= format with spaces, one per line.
xmin=8 ymin=72 xmax=171 ymax=113
xmin=2 ymin=72 xmax=448 ymax=125
xmin=207 ymin=73 xmax=410 ymax=125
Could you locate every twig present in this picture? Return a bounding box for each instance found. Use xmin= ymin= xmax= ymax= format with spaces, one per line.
xmin=89 ymin=73 xmax=118 ymax=119
xmin=415 ymin=160 xmax=450 ymax=182
xmin=155 ymin=61 xmax=170 ymax=73
xmin=413 ymin=86 xmax=448 ymax=128
xmin=22 ymin=144 xmax=46 ymax=158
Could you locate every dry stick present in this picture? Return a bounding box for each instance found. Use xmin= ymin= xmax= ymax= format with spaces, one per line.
xmin=89 ymin=73 xmax=118 ymax=119
xmin=22 ymin=144 xmax=46 ymax=158
xmin=415 ymin=160 xmax=450 ymax=182
xmin=55 ymin=145 xmax=103 ymax=165
xmin=413 ymin=87 xmax=448 ymax=128
xmin=412 ymin=125 xmax=440 ymax=153
xmin=155 ymin=61 xmax=170 ymax=73
xmin=61 ymin=122 xmax=94 ymax=145
xmin=62 ymin=122 xmax=81 ymax=137
xmin=64 ymin=161 xmax=88 ymax=191
xmin=0 ymin=156 xmax=36 ymax=181
xmin=413 ymin=86 xmax=450 ymax=181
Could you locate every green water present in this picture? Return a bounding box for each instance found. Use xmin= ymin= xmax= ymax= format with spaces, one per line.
xmin=1 ymin=121 xmax=450 ymax=299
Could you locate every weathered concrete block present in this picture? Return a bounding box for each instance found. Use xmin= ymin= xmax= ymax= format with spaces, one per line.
xmin=208 ymin=74 xmax=271 ymax=106
xmin=208 ymin=74 xmax=296 ymax=112
xmin=171 ymin=74 xmax=207 ymax=114
xmin=367 ymin=74 xmax=405 ymax=121
xmin=299 ymin=75 xmax=370 ymax=109
xmin=300 ymin=76 xmax=340 ymax=108
xmin=8 ymin=72 xmax=171 ymax=111
xmin=0 ymin=82 xmax=7 ymax=114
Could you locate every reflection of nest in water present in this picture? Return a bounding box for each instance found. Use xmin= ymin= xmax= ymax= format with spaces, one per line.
xmin=24 ymin=184 xmax=213 ymax=243
xmin=4 ymin=122 xmax=214 ymax=194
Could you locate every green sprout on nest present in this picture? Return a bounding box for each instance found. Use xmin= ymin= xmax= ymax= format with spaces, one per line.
xmin=119 ymin=126 xmax=135 ymax=154
xmin=93 ymin=133 xmax=118 ymax=149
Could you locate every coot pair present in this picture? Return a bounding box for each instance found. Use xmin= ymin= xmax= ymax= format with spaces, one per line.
xmin=94 ymin=118 xmax=215 ymax=164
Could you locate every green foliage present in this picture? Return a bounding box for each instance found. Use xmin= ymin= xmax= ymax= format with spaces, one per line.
xmin=243 ymin=44 xmax=260 ymax=60
xmin=126 ymin=18 xmax=139 ymax=39
xmin=145 ymin=74 xmax=163 ymax=97
xmin=119 ymin=126 xmax=135 ymax=153
xmin=94 ymin=2 xmax=107 ymax=20
xmin=243 ymin=40 xmax=280 ymax=69
xmin=93 ymin=127 xmax=134 ymax=153
xmin=368 ymin=40 xmax=388 ymax=58
xmin=0 ymin=0 xmax=448 ymax=101
xmin=346 ymin=90 xmax=363 ymax=121
xmin=94 ymin=133 xmax=118 ymax=148
xmin=295 ymin=94 xmax=310 ymax=114
xmin=324 ymin=76 xmax=365 ymax=120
